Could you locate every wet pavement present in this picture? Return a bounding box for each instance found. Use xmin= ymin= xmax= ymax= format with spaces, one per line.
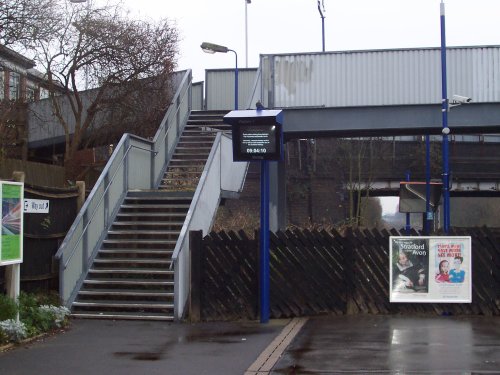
xmin=0 ymin=318 xmax=287 ymax=375
xmin=271 ymin=315 xmax=500 ymax=374
xmin=1 ymin=315 xmax=500 ymax=374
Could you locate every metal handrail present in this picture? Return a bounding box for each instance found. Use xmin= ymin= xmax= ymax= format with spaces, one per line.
xmin=56 ymin=69 xmax=192 ymax=305
xmin=61 ymin=143 xmax=156 ymax=268
xmin=170 ymin=132 xmax=223 ymax=268
xmin=246 ymin=65 xmax=262 ymax=109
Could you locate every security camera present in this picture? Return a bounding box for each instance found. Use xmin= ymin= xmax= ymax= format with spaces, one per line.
xmin=451 ymin=94 xmax=472 ymax=104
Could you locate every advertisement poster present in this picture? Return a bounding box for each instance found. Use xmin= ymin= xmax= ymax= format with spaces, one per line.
xmin=0 ymin=181 xmax=24 ymax=265
xmin=390 ymin=236 xmax=471 ymax=303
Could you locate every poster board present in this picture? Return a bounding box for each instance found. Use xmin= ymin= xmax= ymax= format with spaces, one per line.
xmin=389 ymin=236 xmax=471 ymax=303
xmin=0 ymin=181 xmax=24 ymax=266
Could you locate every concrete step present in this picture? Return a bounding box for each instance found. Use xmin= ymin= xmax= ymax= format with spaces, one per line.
xmin=72 ymin=300 xmax=174 ymax=310
xmin=84 ymin=279 xmax=174 ymax=287
xmin=71 ymin=312 xmax=174 ymax=321
xmin=78 ymin=290 xmax=174 ymax=298
xmin=93 ymin=258 xmax=172 ymax=266
xmin=85 ymin=268 xmax=174 ymax=277
xmin=98 ymin=249 xmax=173 ymax=257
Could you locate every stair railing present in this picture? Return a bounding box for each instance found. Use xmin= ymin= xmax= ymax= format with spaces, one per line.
xmin=55 ymin=70 xmax=193 ymax=307
xmin=171 ymin=132 xmax=248 ymax=320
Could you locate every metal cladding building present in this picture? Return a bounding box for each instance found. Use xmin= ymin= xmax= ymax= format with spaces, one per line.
xmin=205 ymin=46 xmax=500 ymax=137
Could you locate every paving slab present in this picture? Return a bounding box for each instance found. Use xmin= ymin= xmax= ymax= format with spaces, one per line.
xmin=0 ymin=318 xmax=288 ymax=375
xmin=271 ymin=315 xmax=500 ymax=374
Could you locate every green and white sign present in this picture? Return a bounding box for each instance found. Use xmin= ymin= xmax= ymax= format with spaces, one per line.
xmin=0 ymin=181 xmax=24 ymax=265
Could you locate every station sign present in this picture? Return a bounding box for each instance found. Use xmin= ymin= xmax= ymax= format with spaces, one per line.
xmin=24 ymin=199 xmax=50 ymax=213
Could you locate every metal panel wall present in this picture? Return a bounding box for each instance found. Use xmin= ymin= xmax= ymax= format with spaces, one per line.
xmin=191 ymin=81 xmax=204 ymax=110
xmin=257 ymin=46 xmax=500 ymax=109
xmin=205 ymin=68 xmax=258 ymax=110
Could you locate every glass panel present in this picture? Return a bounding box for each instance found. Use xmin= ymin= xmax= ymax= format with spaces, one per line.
xmin=9 ymin=72 xmax=20 ymax=100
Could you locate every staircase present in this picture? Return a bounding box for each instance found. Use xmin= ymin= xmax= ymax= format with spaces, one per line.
xmin=160 ymin=110 xmax=230 ymax=191
xmin=70 ymin=111 xmax=230 ymax=320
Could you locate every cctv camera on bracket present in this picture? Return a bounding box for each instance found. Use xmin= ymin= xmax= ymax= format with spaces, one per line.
xmin=449 ymin=94 xmax=472 ymax=109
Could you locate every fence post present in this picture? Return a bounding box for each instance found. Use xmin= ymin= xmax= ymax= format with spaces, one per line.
xmin=343 ymin=229 xmax=357 ymax=314
xmin=5 ymin=171 xmax=24 ymax=306
xmin=76 ymin=181 xmax=85 ymax=211
xmin=189 ymin=230 xmax=203 ymax=322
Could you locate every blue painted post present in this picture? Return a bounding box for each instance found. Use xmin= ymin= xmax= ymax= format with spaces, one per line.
xmin=231 ymin=50 xmax=239 ymax=110
xmin=440 ymin=1 xmax=451 ymax=234
xmin=260 ymin=160 xmax=270 ymax=323
xmin=405 ymin=171 xmax=411 ymax=235
xmin=425 ymin=135 xmax=432 ymax=234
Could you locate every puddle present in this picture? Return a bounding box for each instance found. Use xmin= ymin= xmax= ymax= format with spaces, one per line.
xmin=114 ymin=351 xmax=162 ymax=361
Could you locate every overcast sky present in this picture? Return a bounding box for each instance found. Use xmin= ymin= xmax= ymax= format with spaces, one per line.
xmin=98 ymin=0 xmax=500 ymax=82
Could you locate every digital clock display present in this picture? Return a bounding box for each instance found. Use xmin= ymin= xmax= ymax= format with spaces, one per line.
xmin=224 ymin=109 xmax=283 ymax=162
xmin=239 ymin=125 xmax=277 ymax=155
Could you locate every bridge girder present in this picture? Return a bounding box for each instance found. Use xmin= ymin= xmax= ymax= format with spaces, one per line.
xmin=282 ymin=103 xmax=500 ymax=140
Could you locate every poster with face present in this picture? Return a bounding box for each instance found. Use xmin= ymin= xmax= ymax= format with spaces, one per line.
xmin=390 ymin=236 xmax=471 ymax=303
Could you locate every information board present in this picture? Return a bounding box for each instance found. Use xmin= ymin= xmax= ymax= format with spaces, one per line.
xmin=389 ymin=236 xmax=471 ymax=303
xmin=224 ymin=109 xmax=284 ymax=162
xmin=238 ymin=124 xmax=278 ymax=155
xmin=0 ymin=181 xmax=24 ymax=265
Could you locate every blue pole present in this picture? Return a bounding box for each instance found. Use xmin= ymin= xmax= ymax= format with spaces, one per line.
xmin=260 ymin=160 xmax=270 ymax=323
xmin=425 ymin=135 xmax=432 ymax=234
xmin=405 ymin=171 xmax=411 ymax=235
xmin=230 ymin=49 xmax=239 ymax=110
xmin=440 ymin=1 xmax=450 ymax=234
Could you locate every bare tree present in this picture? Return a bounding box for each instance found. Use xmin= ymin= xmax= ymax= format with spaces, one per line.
xmin=8 ymin=1 xmax=179 ymax=179
xmin=0 ymin=101 xmax=19 ymax=160
xmin=0 ymin=0 xmax=63 ymax=47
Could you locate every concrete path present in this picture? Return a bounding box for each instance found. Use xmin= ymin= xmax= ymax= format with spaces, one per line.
xmin=271 ymin=315 xmax=500 ymax=374
xmin=1 ymin=315 xmax=500 ymax=374
xmin=0 ymin=318 xmax=288 ymax=375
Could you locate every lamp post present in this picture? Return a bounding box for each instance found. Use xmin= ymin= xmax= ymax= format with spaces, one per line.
xmin=201 ymin=42 xmax=239 ymax=110
xmin=317 ymin=0 xmax=326 ymax=52
xmin=440 ymin=0 xmax=450 ymax=234
xmin=245 ymin=0 xmax=251 ymax=68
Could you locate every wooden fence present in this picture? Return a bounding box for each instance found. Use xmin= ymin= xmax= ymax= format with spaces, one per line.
xmin=0 ymin=159 xmax=66 ymax=187
xmin=189 ymin=227 xmax=500 ymax=321
xmin=0 ymin=183 xmax=81 ymax=293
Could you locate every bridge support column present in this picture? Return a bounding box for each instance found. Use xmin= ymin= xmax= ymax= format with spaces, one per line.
xmin=269 ymin=161 xmax=287 ymax=232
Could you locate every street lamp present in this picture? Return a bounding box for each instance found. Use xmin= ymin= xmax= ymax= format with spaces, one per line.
xmin=245 ymin=0 xmax=251 ymax=68
xmin=317 ymin=0 xmax=326 ymax=52
xmin=201 ymin=42 xmax=239 ymax=110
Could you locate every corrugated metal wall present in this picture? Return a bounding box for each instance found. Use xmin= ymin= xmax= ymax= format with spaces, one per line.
xmin=257 ymin=46 xmax=500 ymax=108
xmin=28 ymin=70 xmax=189 ymax=145
xmin=205 ymin=68 xmax=258 ymax=110
xmin=192 ymin=81 xmax=204 ymax=111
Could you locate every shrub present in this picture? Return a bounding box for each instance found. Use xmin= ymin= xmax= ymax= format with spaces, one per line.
xmin=18 ymin=293 xmax=55 ymax=336
xmin=0 ymin=320 xmax=27 ymax=343
xmin=39 ymin=305 xmax=71 ymax=328
xmin=0 ymin=292 xmax=70 ymax=345
xmin=0 ymin=294 xmax=18 ymax=321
